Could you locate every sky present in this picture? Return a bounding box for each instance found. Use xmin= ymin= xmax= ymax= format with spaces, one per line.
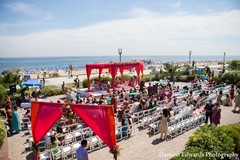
xmin=0 ymin=0 xmax=240 ymax=57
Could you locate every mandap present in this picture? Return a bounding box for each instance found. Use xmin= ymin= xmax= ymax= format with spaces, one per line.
xmin=86 ymin=61 xmax=144 ymax=90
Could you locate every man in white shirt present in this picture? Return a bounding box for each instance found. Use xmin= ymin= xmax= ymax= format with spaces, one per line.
xmin=76 ymin=140 xmax=88 ymax=160
xmin=130 ymin=98 xmax=140 ymax=114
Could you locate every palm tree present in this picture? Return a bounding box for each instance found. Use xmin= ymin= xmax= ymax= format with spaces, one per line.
xmin=68 ymin=64 xmax=73 ymax=72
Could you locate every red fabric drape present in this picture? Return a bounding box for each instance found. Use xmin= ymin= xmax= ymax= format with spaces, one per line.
xmin=72 ymin=104 xmax=116 ymax=148
xmin=86 ymin=61 xmax=144 ymax=89
xmin=31 ymin=102 xmax=116 ymax=151
xmin=31 ymin=102 xmax=62 ymax=144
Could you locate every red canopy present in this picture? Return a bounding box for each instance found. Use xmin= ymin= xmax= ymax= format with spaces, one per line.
xmin=86 ymin=62 xmax=144 ymax=89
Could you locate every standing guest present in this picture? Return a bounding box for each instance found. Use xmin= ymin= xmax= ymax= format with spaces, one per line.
xmin=159 ymin=109 xmax=170 ymax=140
xmin=10 ymin=106 xmax=20 ymax=134
xmin=212 ymin=103 xmax=221 ymax=126
xmin=76 ymin=140 xmax=88 ymax=160
xmin=204 ymin=99 xmax=214 ymax=125
xmin=62 ymin=81 xmax=65 ymax=90
xmin=5 ymin=104 xmax=12 ymax=129
xmin=230 ymin=84 xmax=235 ymax=104
xmin=42 ymin=77 xmax=45 ymax=86
xmin=232 ymin=90 xmax=240 ymax=113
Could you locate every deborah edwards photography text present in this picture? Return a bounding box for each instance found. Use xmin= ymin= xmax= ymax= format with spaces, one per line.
xmin=159 ymin=152 xmax=238 ymax=159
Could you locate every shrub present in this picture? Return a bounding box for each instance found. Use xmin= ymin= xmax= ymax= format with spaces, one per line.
xmin=186 ymin=125 xmax=235 ymax=155
xmin=117 ymin=74 xmax=131 ymax=82
xmin=220 ymin=124 xmax=240 ymax=153
xmin=171 ymin=124 xmax=239 ymax=160
xmin=211 ymin=76 xmax=221 ymax=82
xmin=0 ymin=84 xmax=7 ymax=108
xmin=0 ymin=117 xmax=7 ymax=147
xmin=82 ymin=76 xmax=111 ymax=88
xmin=82 ymin=79 xmax=88 ymax=88
xmin=48 ymin=72 xmax=60 ymax=78
xmin=186 ymin=75 xmax=195 ymax=81
xmin=222 ymin=70 xmax=240 ymax=84
xmin=144 ymin=74 xmax=155 ymax=82
xmin=41 ymin=86 xmax=63 ymax=96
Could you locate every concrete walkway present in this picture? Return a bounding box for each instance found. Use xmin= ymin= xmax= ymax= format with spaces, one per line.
xmin=7 ymin=102 xmax=240 ymax=160
xmin=88 ymin=105 xmax=240 ymax=160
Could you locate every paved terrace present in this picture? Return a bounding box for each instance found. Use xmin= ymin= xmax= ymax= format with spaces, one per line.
xmin=7 ymin=102 xmax=240 ymax=160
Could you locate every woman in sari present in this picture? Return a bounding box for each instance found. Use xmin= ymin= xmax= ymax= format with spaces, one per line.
xmin=10 ymin=106 xmax=20 ymax=134
xmin=212 ymin=103 xmax=221 ymax=126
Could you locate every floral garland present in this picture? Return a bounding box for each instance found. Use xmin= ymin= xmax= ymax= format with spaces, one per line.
xmin=62 ymin=102 xmax=77 ymax=124
xmin=109 ymin=144 xmax=122 ymax=159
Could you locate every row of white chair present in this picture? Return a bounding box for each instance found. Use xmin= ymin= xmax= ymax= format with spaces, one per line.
xmin=116 ymin=124 xmax=135 ymax=142
xmin=39 ymin=135 xmax=103 ymax=160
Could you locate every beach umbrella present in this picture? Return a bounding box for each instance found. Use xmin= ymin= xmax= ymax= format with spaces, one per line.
xmin=23 ymin=79 xmax=42 ymax=87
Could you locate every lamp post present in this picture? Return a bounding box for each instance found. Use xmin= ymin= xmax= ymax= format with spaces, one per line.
xmin=189 ymin=51 xmax=191 ymax=67
xmin=223 ymin=52 xmax=226 ymax=73
xmin=118 ymin=48 xmax=122 ymax=62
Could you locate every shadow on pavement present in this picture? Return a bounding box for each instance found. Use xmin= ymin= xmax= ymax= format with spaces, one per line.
xmin=26 ymin=152 xmax=34 ymax=160
xmin=151 ymin=138 xmax=165 ymax=145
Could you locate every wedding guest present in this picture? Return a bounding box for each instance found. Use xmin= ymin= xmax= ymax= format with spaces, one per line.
xmin=204 ymin=99 xmax=214 ymax=125
xmin=23 ymin=109 xmax=31 ymax=120
xmin=5 ymin=104 xmax=12 ymax=129
xmin=230 ymin=84 xmax=235 ymax=104
xmin=232 ymin=90 xmax=240 ymax=113
xmin=212 ymin=103 xmax=221 ymax=126
xmin=159 ymin=109 xmax=170 ymax=140
xmin=216 ymin=90 xmax=223 ymax=104
xmin=76 ymin=140 xmax=88 ymax=160
xmin=49 ymin=135 xmax=61 ymax=155
xmin=224 ymin=94 xmax=232 ymax=106
xmin=10 ymin=106 xmax=20 ymax=134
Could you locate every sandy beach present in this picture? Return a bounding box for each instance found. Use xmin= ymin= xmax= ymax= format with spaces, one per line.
xmin=25 ymin=60 xmax=227 ymax=86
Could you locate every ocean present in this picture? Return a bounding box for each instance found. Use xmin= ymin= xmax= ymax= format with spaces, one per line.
xmin=0 ymin=55 xmax=239 ymax=73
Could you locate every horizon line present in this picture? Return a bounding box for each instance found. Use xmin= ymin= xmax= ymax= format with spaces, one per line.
xmin=1 ymin=54 xmax=239 ymax=58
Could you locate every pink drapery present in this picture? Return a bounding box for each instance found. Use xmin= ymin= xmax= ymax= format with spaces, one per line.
xmin=86 ymin=62 xmax=144 ymax=90
xmin=31 ymin=102 xmax=116 ymax=159
xmin=31 ymin=102 xmax=62 ymax=144
xmin=72 ymin=104 xmax=116 ymax=148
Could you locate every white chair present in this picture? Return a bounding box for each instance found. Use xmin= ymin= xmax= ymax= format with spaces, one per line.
xmin=27 ymin=137 xmax=33 ymax=150
xmin=21 ymin=117 xmax=30 ymax=130
xmin=71 ymin=142 xmax=81 ymax=158
xmin=89 ymin=136 xmax=100 ymax=152
xmin=149 ymin=120 xmax=160 ymax=135
xmin=72 ymin=130 xmax=82 ymax=141
xmin=38 ymin=140 xmax=47 ymax=151
xmin=39 ymin=150 xmax=52 ymax=160
xmin=63 ymin=133 xmax=74 ymax=145
xmin=121 ymin=125 xmax=129 ymax=139
xmin=81 ymin=127 xmax=93 ymax=139
xmin=51 ymin=148 xmax=61 ymax=160
xmin=167 ymin=124 xmax=177 ymax=140
xmin=61 ymin=145 xmax=72 ymax=160
xmin=116 ymin=127 xmax=122 ymax=142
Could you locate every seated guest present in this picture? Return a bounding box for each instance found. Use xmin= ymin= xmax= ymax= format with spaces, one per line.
xmin=23 ymin=109 xmax=31 ymax=120
xmin=224 ymin=94 xmax=232 ymax=106
xmin=121 ymin=118 xmax=129 ymax=132
xmin=129 ymin=98 xmax=140 ymax=114
xmin=49 ymin=135 xmax=61 ymax=155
